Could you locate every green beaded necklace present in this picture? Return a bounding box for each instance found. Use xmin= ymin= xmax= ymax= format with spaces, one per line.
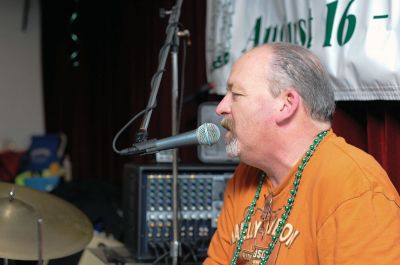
xmin=230 ymin=130 xmax=328 ymax=265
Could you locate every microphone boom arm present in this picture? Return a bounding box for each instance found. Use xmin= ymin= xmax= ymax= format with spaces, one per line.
xmin=136 ymin=0 xmax=184 ymax=143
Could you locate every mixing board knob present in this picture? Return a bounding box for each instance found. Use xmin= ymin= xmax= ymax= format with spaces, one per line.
xmin=191 ymin=213 xmax=198 ymax=219
xmin=149 ymin=214 xmax=156 ymax=220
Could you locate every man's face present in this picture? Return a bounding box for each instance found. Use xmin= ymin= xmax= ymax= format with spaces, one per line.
xmin=216 ymin=49 xmax=279 ymax=162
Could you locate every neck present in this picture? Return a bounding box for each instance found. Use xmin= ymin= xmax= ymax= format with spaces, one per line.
xmin=261 ymin=121 xmax=330 ymax=187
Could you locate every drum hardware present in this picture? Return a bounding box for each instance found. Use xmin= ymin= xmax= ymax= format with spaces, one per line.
xmin=0 ymin=182 xmax=93 ymax=263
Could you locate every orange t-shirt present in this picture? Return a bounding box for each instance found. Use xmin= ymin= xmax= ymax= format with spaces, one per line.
xmin=204 ymin=131 xmax=400 ymax=265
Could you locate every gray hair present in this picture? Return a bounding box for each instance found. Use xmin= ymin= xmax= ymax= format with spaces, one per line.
xmin=267 ymin=43 xmax=336 ymax=122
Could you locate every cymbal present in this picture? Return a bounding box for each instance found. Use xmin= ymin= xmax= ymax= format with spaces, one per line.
xmin=0 ymin=181 xmax=93 ymax=260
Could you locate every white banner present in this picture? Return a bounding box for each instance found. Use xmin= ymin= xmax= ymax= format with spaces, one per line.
xmin=206 ymin=0 xmax=400 ymax=100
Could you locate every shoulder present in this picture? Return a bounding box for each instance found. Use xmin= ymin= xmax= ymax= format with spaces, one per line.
xmin=306 ymin=131 xmax=400 ymax=223
xmin=310 ymin=132 xmax=397 ymax=196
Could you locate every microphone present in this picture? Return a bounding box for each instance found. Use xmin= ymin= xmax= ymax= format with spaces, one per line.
xmin=120 ymin=123 xmax=220 ymax=155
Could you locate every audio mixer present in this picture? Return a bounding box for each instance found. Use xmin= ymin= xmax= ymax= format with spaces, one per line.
xmin=123 ymin=164 xmax=235 ymax=262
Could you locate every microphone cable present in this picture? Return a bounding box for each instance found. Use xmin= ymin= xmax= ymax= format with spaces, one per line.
xmin=112 ymin=105 xmax=156 ymax=155
xmin=151 ymin=252 xmax=169 ymax=265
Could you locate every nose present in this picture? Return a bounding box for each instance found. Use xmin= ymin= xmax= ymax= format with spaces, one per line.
xmin=216 ymin=93 xmax=231 ymax=116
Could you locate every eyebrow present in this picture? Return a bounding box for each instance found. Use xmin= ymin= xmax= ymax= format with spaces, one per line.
xmin=227 ymin=83 xmax=247 ymax=95
xmin=226 ymin=83 xmax=233 ymax=92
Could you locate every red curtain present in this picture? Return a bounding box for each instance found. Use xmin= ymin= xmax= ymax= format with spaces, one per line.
xmin=41 ymin=0 xmax=207 ymax=184
xmin=41 ymin=0 xmax=400 ymax=193
xmin=333 ymin=102 xmax=400 ymax=192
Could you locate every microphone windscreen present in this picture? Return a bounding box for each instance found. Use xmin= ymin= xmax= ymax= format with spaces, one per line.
xmin=196 ymin=123 xmax=220 ymax=145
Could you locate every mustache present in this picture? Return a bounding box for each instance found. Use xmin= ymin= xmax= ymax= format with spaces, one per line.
xmin=221 ymin=117 xmax=234 ymax=131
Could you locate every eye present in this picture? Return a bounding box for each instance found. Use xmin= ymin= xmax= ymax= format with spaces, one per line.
xmin=231 ymin=91 xmax=244 ymax=101
xmin=231 ymin=91 xmax=242 ymax=97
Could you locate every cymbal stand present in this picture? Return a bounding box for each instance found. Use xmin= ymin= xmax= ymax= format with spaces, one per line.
xmin=37 ymin=218 xmax=43 ymax=265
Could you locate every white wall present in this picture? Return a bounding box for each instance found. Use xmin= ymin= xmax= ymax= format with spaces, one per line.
xmin=0 ymin=0 xmax=44 ymax=150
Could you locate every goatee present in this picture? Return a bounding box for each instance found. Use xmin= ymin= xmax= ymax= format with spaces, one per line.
xmin=221 ymin=117 xmax=240 ymax=158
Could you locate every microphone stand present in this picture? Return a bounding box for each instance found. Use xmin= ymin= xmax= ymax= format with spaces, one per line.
xmin=170 ymin=32 xmax=180 ymax=265
xmin=139 ymin=1 xmax=184 ymax=264
xmin=169 ymin=7 xmax=195 ymax=265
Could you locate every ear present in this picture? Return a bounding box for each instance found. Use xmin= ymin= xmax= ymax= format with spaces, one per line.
xmin=275 ymin=89 xmax=300 ymax=124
